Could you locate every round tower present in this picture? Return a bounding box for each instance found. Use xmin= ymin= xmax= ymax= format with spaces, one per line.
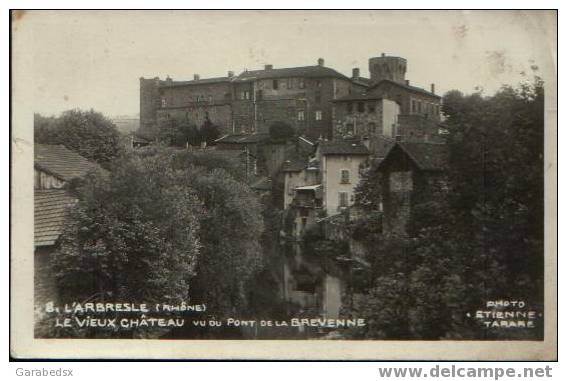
xmin=368 ymin=53 xmax=407 ymax=85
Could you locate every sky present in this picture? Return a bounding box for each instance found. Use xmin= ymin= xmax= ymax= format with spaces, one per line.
xmin=13 ymin=10 xmax=556 ymax=118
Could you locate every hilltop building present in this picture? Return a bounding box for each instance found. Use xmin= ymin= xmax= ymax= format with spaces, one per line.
xmin=139 ymin=53 xmax=441 ymax=145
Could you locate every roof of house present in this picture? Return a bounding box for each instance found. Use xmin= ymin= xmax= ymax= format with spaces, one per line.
xmin=333 ymin=93 xmax=383 ymax=102
xmin=281 ymin=144 xmax=311 ymax=172
xmin=250 ymin=177 xmax=272 ymax=191
xmin=295 ymin=184 xmax=322 ymax=191
xmin=383 ymin=142 xmax=448 ymax=171
xmin=215 ymin=133 xmax=271 ymax=144
xmin=318 ymin=140 xmax=370 ymax=156
xmin=35 ymin=189 xmax=77 ymax=247
xmin=370 ymin=79 xmax=441 ymax=99
xmin=281 ymin=156 xmax=308 ymax=172
xmin=234 ymin=65 xmax=350 ymax=81
xmin=34 ymin=144 xmax=104 ymax=182
xmin=351 ymin=77 xmax=373 ymax=87
xmin=162 ymin=77 xmax=231 ymax=87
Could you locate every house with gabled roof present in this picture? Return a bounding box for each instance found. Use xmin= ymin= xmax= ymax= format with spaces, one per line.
xmin=34 ymin=144 xmax=105 ymax=310
xmin=315 ymin=140 xmax=370 ymax=216
xmin=376 ymin=141 xmax=448 ymax=237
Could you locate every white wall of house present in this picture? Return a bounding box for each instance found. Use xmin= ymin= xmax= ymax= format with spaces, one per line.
xmin=283 ymin=168 xmax=319 ymax=209
xmin=322 ymin=154 xmax=367 ymax=215
xmin=381 ymin=98 xmax=401 ymax=137
xmin=34 ymin=169 xmax=65 ymax=190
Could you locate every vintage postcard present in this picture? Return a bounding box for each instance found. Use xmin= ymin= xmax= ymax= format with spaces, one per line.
xmin=10 ymin=9 xmax=557 ymax=360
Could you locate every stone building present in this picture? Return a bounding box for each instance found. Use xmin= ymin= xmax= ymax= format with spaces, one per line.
xmin=375 ymin=141 xmax=448 ymax=237
xmin=141 ymin=53 xmax=443 ymax=140
xmin=332 ymin=53 xmax=443 ymax=156
xmin=140 ymin=58 xmax=359 ymax=141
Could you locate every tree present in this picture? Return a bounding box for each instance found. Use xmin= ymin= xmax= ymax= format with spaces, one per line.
xmin=345 ymin=78 xmax=545 ymax=340
xmin=49 ymin=150 xmax=201 ymax=337
xmin=179 ymin=166 xmax=264 ymax=317
xmin=200 ymin=118 xmax=221 ymax=145
xmin=34 ymin=109 xmax=123 ymax=166
xmin=269 ymin=121 xmax=295 ymax=142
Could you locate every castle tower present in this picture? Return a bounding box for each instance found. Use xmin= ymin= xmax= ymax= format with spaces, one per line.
xmin=139 ymin=76 xmax=161 ymax=137
xmin=368 ymin=53 xmax=407 ymax=85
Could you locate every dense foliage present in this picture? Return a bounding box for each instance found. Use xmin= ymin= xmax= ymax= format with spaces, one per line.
xmin=269 ymin=121 xmax=296 ymax=141
xmin=347 ymin=78 xmax=545 ymax=339
xmin=158 ymin=118 xmax=220 ymax=147
xmin=34 ymin=109 xmax=123 ymax=166
xmin=44 ymin=146 xmax=265 ymax=338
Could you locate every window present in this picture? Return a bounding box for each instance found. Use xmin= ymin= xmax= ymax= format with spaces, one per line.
xmin=208 ymin=95 xmax=213 ymax=104
xmin=417 ymin=101 xmax=422 ymax=113
xmin=340 ymin=169 xmax=350 ymax=184
xmin=161 ymin=98 xmax=166 ymax=107
xmin=287 ymin=78 xmax=293 ymax=89
xmin=315 ymin=90 xmax=321 ymax=103
xmin=241 ymin=91 xmax=251 ymax=100
xmin=315 ymin=110 xmax=323 ymax=120
xmin=347 ymin=102 xmax=353 ymax=114
xmin=338 ymin=192 xmax=349 ymax=208
xmin=273 ymin=79 xmax=279 ymax=90
xmin=316 ymin=80 xmax=322 ymax=87
xmin=411 ymin=99 xmax=417 ymax=113
xmin=256 ymin=90 xmax=263 ymax=100
xmin=368 ymin=103 xmax=376 ymax=113
xmin=299 ymin=79 xmax=305 ymax=89
xmin=298 ymin=110 xmax=305 ymax=121
xmin=357 ymin=102 xmax=365 ymax=113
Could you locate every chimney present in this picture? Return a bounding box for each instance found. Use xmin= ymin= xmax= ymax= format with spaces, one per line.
xmin=352 ymin=68 xmax=360 ymax=79
xmin=381 ymin=53 xmax=386 ymax=57
xmin=318 ymin=58 xmax=325 ymax=67
xmin=228 ymin=71 xmax=234 ymax=78
xmin=264 ymin=64 xmax=273 ymax=70
xmin=165 ymin=75 xmax=172 ymax=85
xmin=430 ymin=83 xmax=435 ymax=94
xmin=405 ymin=79 xmax=410 ymax=86
xmin=194 ymin=74 xmax=200 ymax=81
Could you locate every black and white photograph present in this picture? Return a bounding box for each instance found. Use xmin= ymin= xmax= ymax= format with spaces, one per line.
xmin=10 ymin=9 xmax=557 ymax=360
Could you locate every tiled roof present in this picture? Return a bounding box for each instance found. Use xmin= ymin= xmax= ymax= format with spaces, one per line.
xmin=34 ymin=145 xmax=104 ymax=182
xmin=281 ymin=145 xmax=311 ymax=172
xmin=318 ymin=141 xmax=370 ymax=156
xmin=370 ymin=79 xmax=440 ymax=99
xmin=396 ymin=142 xmax=448 ymax=171
xmin=234 ymin=65 xmax=349 ymax=81
xmin=333 ymin=93 xmax=383 ymax=102
xmin=35 ymin=189 xmax=77 ymax=247
xmin=351 ymin=77 xmax=372 ymax=87
xmin=281 ymin=157 xmax=308 ymax=172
